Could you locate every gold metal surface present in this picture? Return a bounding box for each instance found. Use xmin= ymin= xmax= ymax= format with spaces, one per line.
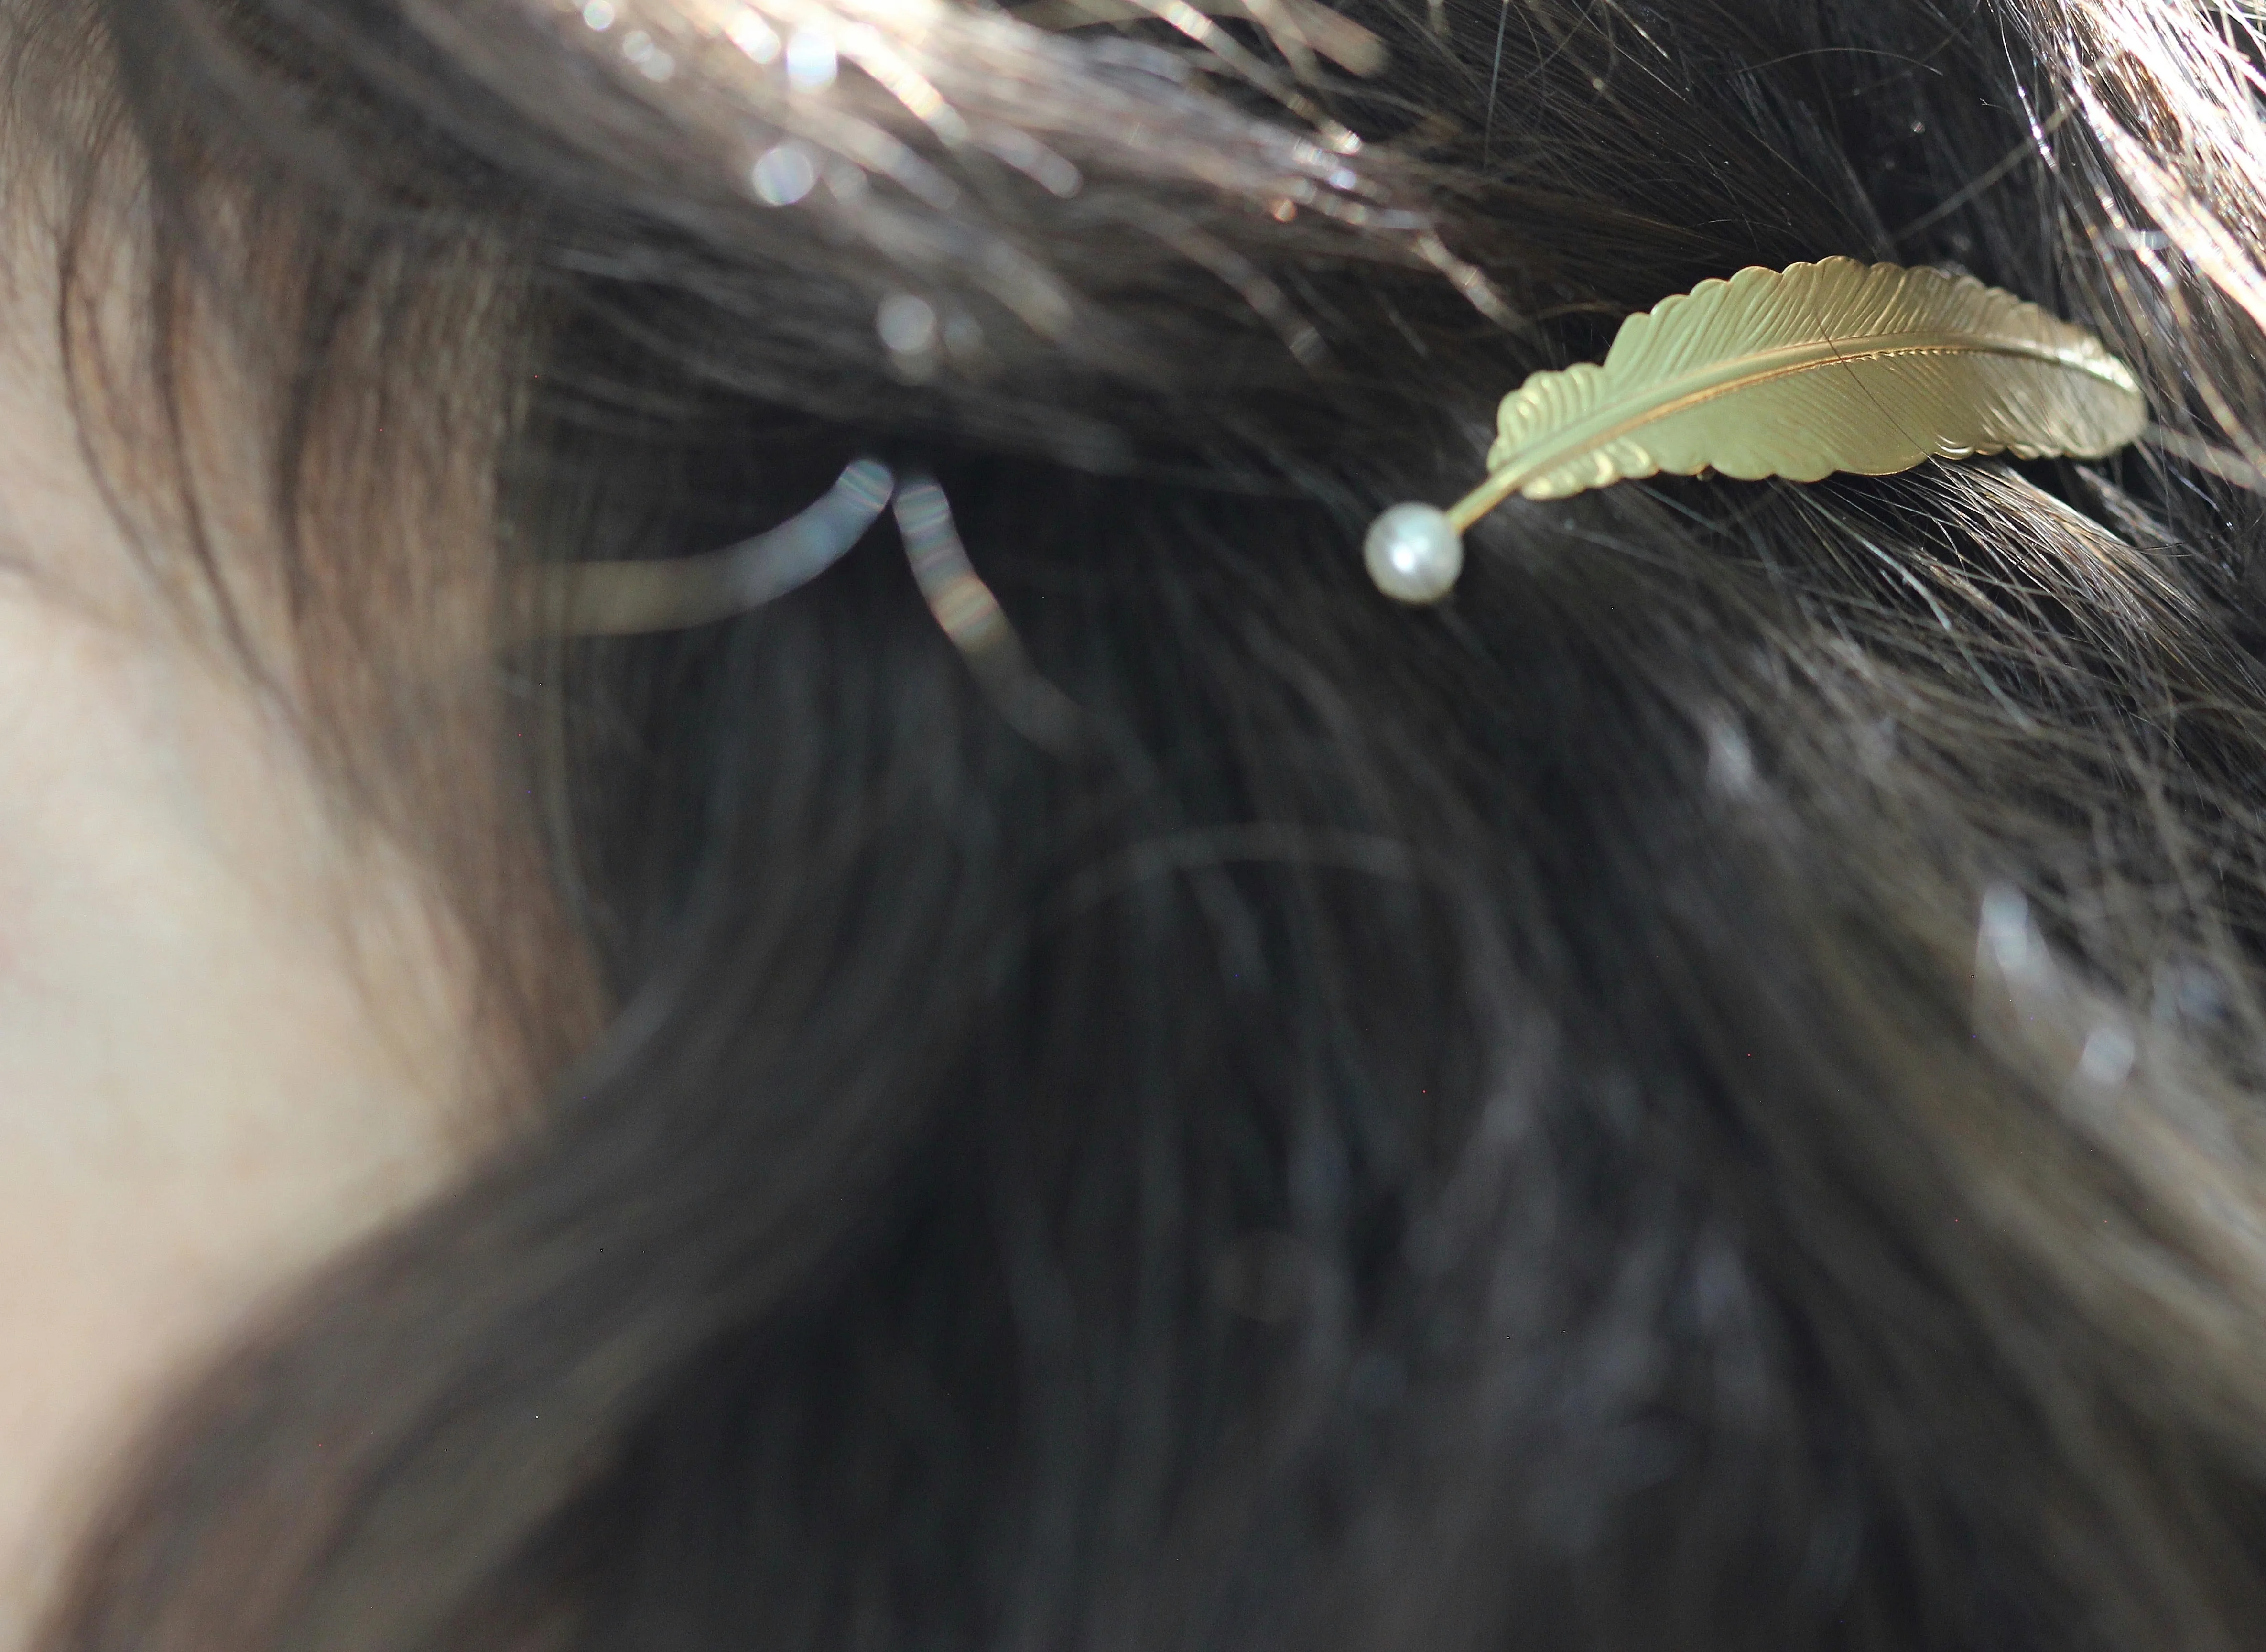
xmin=1446 ymin=257 xmax=2146 ymax=533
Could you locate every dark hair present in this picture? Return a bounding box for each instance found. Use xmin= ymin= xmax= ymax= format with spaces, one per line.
xmin=23 ymin=0 xmax=2266 ymax=1646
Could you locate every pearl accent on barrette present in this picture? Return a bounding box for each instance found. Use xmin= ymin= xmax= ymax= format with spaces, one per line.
xmin=1364 ymin=259 xmax=2146 ymax=603
xmin=1361 ymin=503 xmax=1461 ymax=604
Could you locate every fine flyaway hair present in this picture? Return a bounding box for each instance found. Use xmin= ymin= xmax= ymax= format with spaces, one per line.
xmin=23 ymin=1 xmax=2266 ymax=1651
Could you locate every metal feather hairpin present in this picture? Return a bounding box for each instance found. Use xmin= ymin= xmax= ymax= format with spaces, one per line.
xmin=1363 ymin=256 xmax=2147 ymax=602
xmin=531 ymin=257 xmax=2147 ymax=662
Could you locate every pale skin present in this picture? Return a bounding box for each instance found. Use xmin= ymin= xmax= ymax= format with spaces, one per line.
xmin=0 ymin=217 xmax=485 ymax=1647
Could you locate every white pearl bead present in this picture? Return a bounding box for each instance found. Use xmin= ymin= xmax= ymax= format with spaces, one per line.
xmin=1363 ymin=503 xmax=1464 ymax=603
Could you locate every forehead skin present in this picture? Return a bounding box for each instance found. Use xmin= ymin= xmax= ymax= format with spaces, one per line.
xmin=0 ymin=196 xmax=482 ymax=1650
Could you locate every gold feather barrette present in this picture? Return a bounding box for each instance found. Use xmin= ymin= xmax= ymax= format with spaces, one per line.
xmin=532 ymin=257 xmax=2147 ymax=640
xmin=1363 ymin=255 xmax=2147 ymax=601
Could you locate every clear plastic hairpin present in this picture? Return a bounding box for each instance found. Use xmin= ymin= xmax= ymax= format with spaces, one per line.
xmin=532 ymin=457 xmax=894 ymax=636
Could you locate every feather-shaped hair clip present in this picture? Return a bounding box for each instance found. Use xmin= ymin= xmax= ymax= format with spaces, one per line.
xmin=1364 ymin=256 xmax=2148 ymax=602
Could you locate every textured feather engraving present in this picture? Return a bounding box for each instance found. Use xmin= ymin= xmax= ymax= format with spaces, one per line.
xmin=1473 ymin=257 xmax=2145 ymax=511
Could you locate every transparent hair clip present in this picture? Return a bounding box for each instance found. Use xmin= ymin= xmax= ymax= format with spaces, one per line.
xmin=531 ymin=458 xmax=895 ymax=637
xmin=892 ymin=474 xmax=1082 ymax=752
xmin=531 ymin=458 xmax=1081 ymax=750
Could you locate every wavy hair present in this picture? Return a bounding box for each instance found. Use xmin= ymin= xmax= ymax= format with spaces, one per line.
xmin=21 ymin=0 xmax=2266 ymax=1647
